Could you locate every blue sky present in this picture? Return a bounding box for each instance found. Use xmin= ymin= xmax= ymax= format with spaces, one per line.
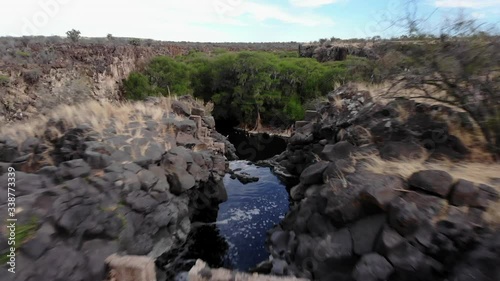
xmin=2 ymin=0 xmax=500 ymax=42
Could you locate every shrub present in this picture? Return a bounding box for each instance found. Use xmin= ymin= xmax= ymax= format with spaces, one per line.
xmin=107 ymin=34 xmax=113 ymax=41
xmin=129 ymin=38 xmax=141 ymax=46
xmin=0 ymin=75 xmax=9 ymax=86
xmin=123 ymin=72 xmax=153 ymax=100
xmin=16 ymin=50 xmax=30 ymax=57
xmin=146 ymin=56 xmax=191 ymax=95
xmin=66 ymin=29 xmax=81 ymax=42
xmin=22 ymin=69 xmax=42 ymax=85
xmin=284 ymin=96 xmax=305 ymax=121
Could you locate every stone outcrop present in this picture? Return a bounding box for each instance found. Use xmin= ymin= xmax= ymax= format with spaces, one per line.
xmin=262 ymin=85 xmax=500 ymax=281
xmin=0 ymin=97 xmax=235 ymax=281
xmin=298 ymin=43 xmax=377 ymax=62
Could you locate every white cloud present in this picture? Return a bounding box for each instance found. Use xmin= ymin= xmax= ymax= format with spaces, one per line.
xmin=237 ymin=2 xmax=334 ymax=26
xmin=0 ymin=0 xmax=333 ymax=41
xmin=289 ymin=0 xmax=342 ymax=8
xmin=435 ymin=0 xmax=500 ymax=8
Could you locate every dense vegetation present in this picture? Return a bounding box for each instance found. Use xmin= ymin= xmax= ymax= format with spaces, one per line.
xmin=123 ymin=51 xmax=375 ymax=127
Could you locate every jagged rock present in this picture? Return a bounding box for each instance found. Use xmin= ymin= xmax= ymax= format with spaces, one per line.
xmin=450 ymin=179 xmax=479 ymax=206
xmin=188 ymin=108 xmax=204 ymax=118
xmin=138 ymin=169 xmax=159 ymax=191
xmin=84 ymin=141 xmax=113 ymax=169
xmin=289 ymin=133 xmax=314 ymax=145
xmin=448 ymin=231 xmax=500 ymax=281
xmin=306 ymin=213 xmax=335 ymax=237
xmin=315 ymin=228 xmax=353 ymax=261
xmin=323 ymin=178 xmax=364 ymax=224
xmin=0 ymin=172 xmax=49 ymax=198
xmin=174 ymin=119 xmax=197 ymax=134
xmin=0 ymin=162 xmax=10 ymax=175
xmin=352 ymin=253 xmax=394 ymax=281
xmin=33 ymin=245 xmax=89 ymax=281
xmin=83 ymin=239 xmax=119 ymax=280
xmin=172 ymin=100 xmax=191 ymax=116
xmin=408 ymin=170 xmax=454 ymax=198
xmin=125 ymin=190 xmax=160 ymax=213
xmin=177 ymin=131 xmax=200 ymax=146
xmin=479 ymin=184 xmax=499 ymax=201
xmin=349 ymin=214 xmax=386 ymax=255
xmin=375 ymin=225 xmax=405 ymax=255
xmin=388 ymin=197 xmax=423 ymax=236
xmin=58 ymin=159 xmax=91 ymax=179
xmin=202 ymin=116 xmax=216 ymax=129
xmin=304 ymin=110 xmax=321 ymax=122
xmin=300 ymin=161 xmax=329 ymax=185
xmin=123 ymin=171 xmax=142 ymax=191
xmin=403 ymin=192 xmax=448 ymax=221
xmin=20 ymin=137 xmax=41 ymax=153
xmin=321 ymin=141 xmax=354 ymax=161
xmin=168 ymin=168 xmax=196 ymax=195
xmin=358 ymin=173 xmax=405 ymax=210
xmin=387 ymin=242 xmax=436 ymax=280
xmin=0 ymin=137 xmax=19 ymax=162
xmin=229 ymin=171 xmax=259 ymax=184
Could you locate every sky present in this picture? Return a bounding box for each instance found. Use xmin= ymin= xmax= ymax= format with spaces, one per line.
xmin=2 ymin=0 xmax=500 ymax=42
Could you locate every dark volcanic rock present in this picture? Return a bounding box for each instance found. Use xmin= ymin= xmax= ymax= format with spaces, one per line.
xmin=375 ymin=225 xmax=405 ymax=255
xmin=449 ymin=179 xmax=479 ymax=206
xmin=408 ymin=170 xmax=454 ymax=198
xmin=349 ymin=214 xmax=386 ymax=255
xmin=321 ymin=141 xmax=355 ymax=161
xmin=0 ymin=137 xmax=20 ymax=162
xmin=352 ymin=253 xmax=394 ymax=281
xmin=300 ymin=161 xmax=329 ymax=185
xmin=57 ymin=158 xmax=91 ymax=179
xmin=315 ymin=227 xmax=353 ymax=261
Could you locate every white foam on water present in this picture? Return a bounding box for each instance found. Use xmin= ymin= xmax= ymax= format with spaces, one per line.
xmin=216 ymin=207 xmax=261 ymax=225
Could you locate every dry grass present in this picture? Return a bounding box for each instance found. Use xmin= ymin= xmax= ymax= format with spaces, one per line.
xmin=0 ymin=97 xmax=179 ymax=144
xmin=332 ymin=94 xmax=344 ymax=109
xmin=355 ymin=152 xmax=500 ymax=224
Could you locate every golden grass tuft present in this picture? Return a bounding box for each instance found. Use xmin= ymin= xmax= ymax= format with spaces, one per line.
xmin=0 ymin=96 xmax=183 ymax=144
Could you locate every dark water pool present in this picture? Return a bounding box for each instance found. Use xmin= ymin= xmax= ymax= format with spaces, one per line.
xmin=216 ymin=160 xmax=290 ymax=270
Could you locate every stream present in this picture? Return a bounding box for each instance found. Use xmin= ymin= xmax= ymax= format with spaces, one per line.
xmin=216 ymin=160 xmax=289 ymax=270
xmin=167 ymin=130 xmax=290 ymax=279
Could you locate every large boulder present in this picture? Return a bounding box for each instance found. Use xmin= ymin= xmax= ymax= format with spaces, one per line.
xmin=408 ymin=170 xmax=454 ymax=198
xmin=352 ymin=253 xmax=394 ymax=281
xmin=299 ymin=161 xmax=329 ymax=185
xmin=321 ymin=141 xmax=355 ymax=161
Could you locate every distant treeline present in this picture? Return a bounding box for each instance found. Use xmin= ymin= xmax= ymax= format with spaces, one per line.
xmin=123 ymin=50 xmax=381 ymax=127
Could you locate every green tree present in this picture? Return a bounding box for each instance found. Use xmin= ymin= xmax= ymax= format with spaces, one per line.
xmin=146 ymin=56 xmax=191 ymax=95
xmin=66 ymin=29 xmax=81 ymax=42
xmin=123 ymin=72 xmax=153 ymax=100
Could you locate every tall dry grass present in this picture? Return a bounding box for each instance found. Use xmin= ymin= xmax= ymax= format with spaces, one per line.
xmin=0 ymin=97 xmax=178 ymax=144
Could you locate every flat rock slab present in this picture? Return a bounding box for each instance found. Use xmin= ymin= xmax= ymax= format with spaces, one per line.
xmin=188 ymin=260 xmax=309 ymax=281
